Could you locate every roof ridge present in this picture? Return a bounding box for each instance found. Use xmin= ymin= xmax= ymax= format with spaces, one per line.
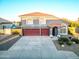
xmin=19 ymin=12 xmax=54 ymax=16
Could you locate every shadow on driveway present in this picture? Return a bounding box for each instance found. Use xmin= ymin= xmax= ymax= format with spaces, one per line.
xmin=0 ymin=35 xmax=21 ymax=51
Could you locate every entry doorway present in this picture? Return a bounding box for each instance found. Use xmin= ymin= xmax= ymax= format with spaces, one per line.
xmin=52 ymin=27 xmax=58 ymax=36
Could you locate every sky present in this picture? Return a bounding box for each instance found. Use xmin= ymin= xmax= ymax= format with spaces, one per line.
xmin=0 ymin=0 xmax=79 ymax=21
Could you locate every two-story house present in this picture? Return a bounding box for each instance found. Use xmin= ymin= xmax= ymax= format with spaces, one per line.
xmin=19 ymin=12 xmax=68 ymax=36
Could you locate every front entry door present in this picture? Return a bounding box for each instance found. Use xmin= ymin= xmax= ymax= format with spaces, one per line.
xmin=52 ymin=27 xmax=58 ymax=36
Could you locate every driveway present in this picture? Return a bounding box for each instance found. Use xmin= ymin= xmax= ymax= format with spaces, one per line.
xmin=0 ymin=36 xmax=79 ymax=59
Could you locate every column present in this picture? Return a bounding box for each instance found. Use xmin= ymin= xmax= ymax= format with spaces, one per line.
xmin=57 ymin=27 xmax=61 ymax=37
xmin=50 ymin=27 xmax=53 ymax=37
xmin=66 ymin=25 xmax=68 ymax=35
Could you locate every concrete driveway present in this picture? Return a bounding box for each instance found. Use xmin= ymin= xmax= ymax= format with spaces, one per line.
xmin=0 ymin=36 xmax=79 ymax=59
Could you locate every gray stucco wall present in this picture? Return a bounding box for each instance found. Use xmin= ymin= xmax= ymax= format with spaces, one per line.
xmin=46 ymin=20 xmax=64 ymax=25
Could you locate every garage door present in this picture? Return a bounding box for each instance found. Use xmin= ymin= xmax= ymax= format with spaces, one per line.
xmin=41 ymin=29 xmax=49 ymax=36
xmin=23 ymin=29 xmax=49 ymax=36
xmin=23 ymin=29 xmax=40 ymax=36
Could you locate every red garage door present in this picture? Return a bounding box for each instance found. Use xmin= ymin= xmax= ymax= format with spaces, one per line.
xmin=41 ymin=29 xmax=49 ymax=36
xmin=23 ymin=29 xmax=40 ymax=36
xmin=23 ymin=29 xmax=49 ymax=36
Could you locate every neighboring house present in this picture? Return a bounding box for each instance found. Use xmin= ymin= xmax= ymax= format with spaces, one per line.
xmin=13 ymin=21 xmax=21 ymax=26
xmin=0 ymin=18 xmax=16 ymax=35
xmin=19 ymin=12 xmax=68 ymax=36
xmin=0 ymin=17 xmax=12 ymax=34
xmin=0 ymin=25 xmax=4 ymax=34
xmin=0 ymin=17 xmax=12 ymax=24
xmin=0 ymin=17 xmax=22 ymax=35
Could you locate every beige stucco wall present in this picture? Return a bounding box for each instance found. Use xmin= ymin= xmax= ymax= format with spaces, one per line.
xmin=4 ymin=29 xmax=12 ymax=35
xmin=0 ymin=29 xmax=4 ymax=34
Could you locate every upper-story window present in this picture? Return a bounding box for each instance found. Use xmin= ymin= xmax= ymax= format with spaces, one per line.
xmin=39 ymin=19 xmax=46 ymax=24
xmin=33 ymin=19 xmax=39 ymax=25
xmin=21 ymin=20 xmax=26 ymax=25
xmin=27 ymin=19 xmax=33 ymax=24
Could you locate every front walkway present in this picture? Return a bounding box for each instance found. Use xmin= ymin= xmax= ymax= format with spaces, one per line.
xmin=0 ymin=36 xmax=79 ymax=59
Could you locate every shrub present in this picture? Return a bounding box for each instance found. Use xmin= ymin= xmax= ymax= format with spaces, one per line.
xmin=68 ymin=30 xmax=73 ymax=35
xmin=58 ymin=37 xmax=69 ymax=42
xmin=12 ymin=31 xmax=19 ymax=35
xmin=71 ymin=38 xmax=79 ymax=44
xmin=58 ymin=37 xmax=65 ymax=45
xmin=66 ymin=41 xmax=73 ymax=46
xmin=58 ymin=41 xmax=64 ymax=45
xmin=0 ymin=33 xmax=4 ymax=35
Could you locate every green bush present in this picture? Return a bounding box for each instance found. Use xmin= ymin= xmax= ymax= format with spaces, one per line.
xmin=58 ymin=41 xmax=64 ymax=45
xmin=71 ymin=38 xmax=79 ymax=44
xmin=58 ymin=37 xmax=71 ymax=45
xmin=58 ymin=37 xmax=69 ymax=42
xmin=66 ymin=41 xmax=73 ymax=46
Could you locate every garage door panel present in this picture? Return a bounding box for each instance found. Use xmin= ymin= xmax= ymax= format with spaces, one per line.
xmin=23 ymin=29 xmax=40 ymax=36
xmin=41 ymin=29 xmax=49 ymax=36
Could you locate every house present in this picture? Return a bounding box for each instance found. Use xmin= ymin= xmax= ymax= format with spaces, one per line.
xmin=0 ymin=17 xmax=22 ymax=35
xmin=0 ymin=17 xmax=12 ymax=35
xmin=19 ymin=12 xmax=68 ymax=36
xmin=0 ymin=17 xmax=11 ymax=23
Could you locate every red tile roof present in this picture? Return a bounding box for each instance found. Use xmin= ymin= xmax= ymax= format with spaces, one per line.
xmin=20 ymin=12 xmax=56 ymax=16
xmin=48 ymin=23 xmax=61 ymax=27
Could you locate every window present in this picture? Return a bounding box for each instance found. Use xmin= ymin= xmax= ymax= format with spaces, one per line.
xmin=21 ymin=20 xmax=26 ymax=25
xmin=27 ymin=19 xmax=33 ymax=24
xmin=33 ymin=19 xmax=39 ymax=25
xmin=60 ymin=28 xmax=66 ymax=33
xmin=60 ymin=26 xmax=66 ymax=34
xmin=40 ymin=19 xmax=46 ymax=24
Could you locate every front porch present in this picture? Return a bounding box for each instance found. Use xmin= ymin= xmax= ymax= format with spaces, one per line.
xmin=49 ymin=23 xmax=68 ymax=37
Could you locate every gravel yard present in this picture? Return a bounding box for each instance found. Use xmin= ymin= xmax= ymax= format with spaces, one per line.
xmin=53 ymin=40 xmax=79 ymax=56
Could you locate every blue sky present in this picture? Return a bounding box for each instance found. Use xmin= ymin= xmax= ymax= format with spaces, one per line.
xmin=0 ymin=0 xmax=79 ymax=21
